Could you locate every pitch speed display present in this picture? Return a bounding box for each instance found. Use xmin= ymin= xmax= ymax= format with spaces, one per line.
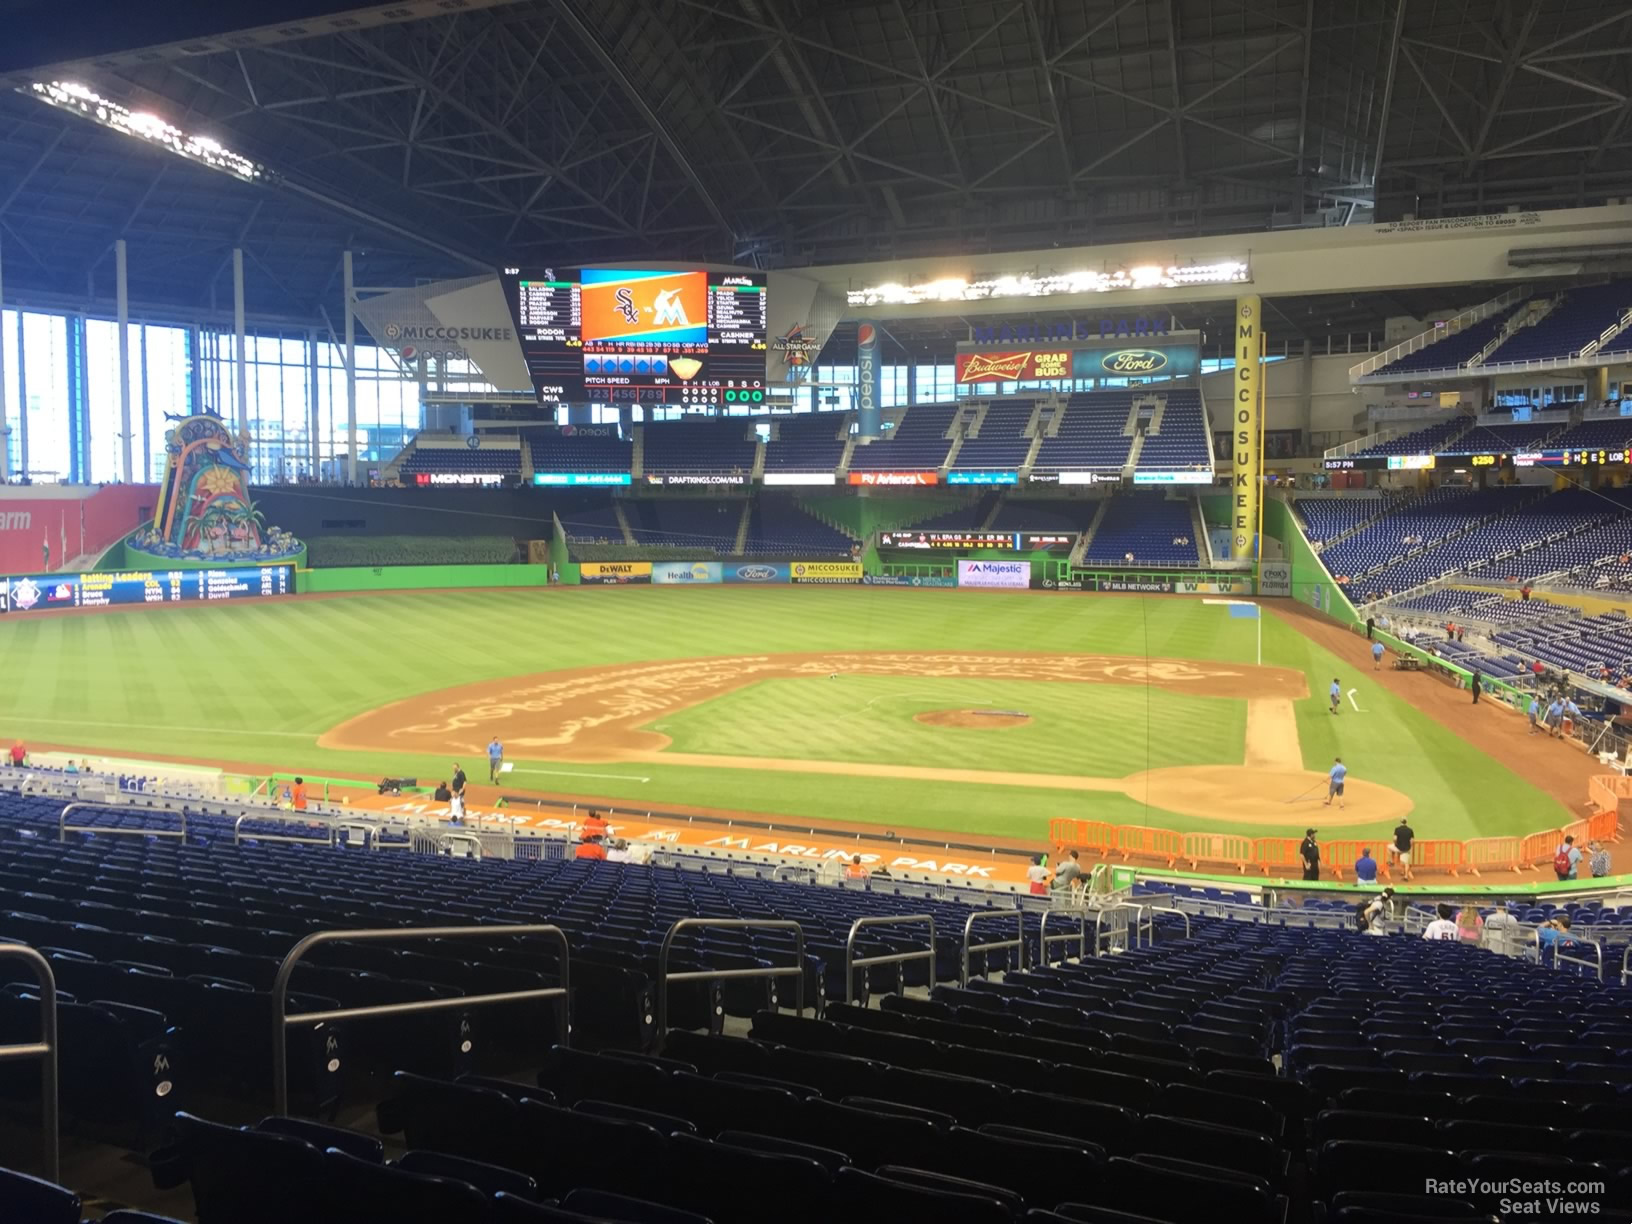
xmin=502 ymin=267 xmax=768 ymax=406
xmin=0 ymin=566 xmax=294 ymax=613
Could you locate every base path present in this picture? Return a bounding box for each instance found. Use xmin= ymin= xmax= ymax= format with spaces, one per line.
xmin=323 ymin=649 xmax=1412 ymax=828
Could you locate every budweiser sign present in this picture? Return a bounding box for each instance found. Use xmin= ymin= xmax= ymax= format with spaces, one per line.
xmin=954 ymin=349 xmax=1070 ymax=383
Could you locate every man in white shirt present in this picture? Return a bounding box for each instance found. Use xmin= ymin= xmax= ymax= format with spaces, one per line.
xmin=1422 ymin=902 xmax=1460 ymax=941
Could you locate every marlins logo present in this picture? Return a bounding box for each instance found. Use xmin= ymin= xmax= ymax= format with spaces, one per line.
xmin=958 ymin=351 xmax=1033 ymax=383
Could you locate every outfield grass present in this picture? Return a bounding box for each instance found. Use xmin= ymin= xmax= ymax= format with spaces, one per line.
xmin=0 ymin=585 xmax=1571 ymax=842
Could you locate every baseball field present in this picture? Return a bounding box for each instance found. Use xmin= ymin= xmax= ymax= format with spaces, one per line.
xmin=0 ymin=585 xmax=1582 ymax=844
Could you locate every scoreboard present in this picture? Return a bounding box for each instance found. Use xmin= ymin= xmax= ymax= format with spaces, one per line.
xmin=0 ymin=566 xmax=294 ymax=614
xmin=1326 ymin=448 xmax=1629 ymax=471
xmin=502 ymin=267 xmax=768 ymax=406
xmin=878 ymin=530 xmax=1076 ymax=552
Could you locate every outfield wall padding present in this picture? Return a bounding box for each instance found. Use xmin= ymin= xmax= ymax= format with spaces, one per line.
xmin=298 ymin=564 xmax=552 ymax=593
xmin=1261 ymin=496 xmax=1360 ymax=627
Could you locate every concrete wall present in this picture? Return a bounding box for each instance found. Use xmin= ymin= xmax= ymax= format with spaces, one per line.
xmin=1202 ymin=351 xmax=1376 ymax=447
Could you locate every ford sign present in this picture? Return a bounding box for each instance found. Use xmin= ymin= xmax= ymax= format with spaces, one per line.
xmin=727 ymin=564 xmax=787 ymax=584
xmin=1100 ymin=349 xmax=1168 ymax=374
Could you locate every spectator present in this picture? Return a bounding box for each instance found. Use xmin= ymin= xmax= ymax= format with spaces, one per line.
xmin=7 ymin=740 xmax=23 ymax=768
xmin=1026 ymin=853 xmax=1050 ymax=896
xmin=1531 ymin=659 xmax=1545 ymax=678
xmin=1456 ymin=905 xmax=1484 ymax=944
xmin=1456 ymin=625 xmax=1465 ymax=643
xmin=1423 ymin=903 xmax=1459 ymax=940
xmin=1300 ymin=827 xmax=1320 ymax=882
xmin=1589 ymin=840 xmax=1611 ymax=878
xmin=843 ymin=854 xmax=870 ymax=881
xmin=583 ymin=811 xmax=610 ymax=842
xmin=433 ymin=780 xmax=452 ymax=801
xmin=1354 ymin=847 xmax=1378 ymax=884
xmin=574 ymin=831 xmax=606 ymax=861
xmin=450 ymin=761 xmax=467 ymax=798
xmin=1385 ymin=819 xmax=1413 ymax=882
xmin=1555 ymin=834 xmax=1582 ymax=880
xmin=1357 ymin=887 xmax=1394 ymax=935
xmin=1123 ymin=551 xmax=1135 ymax=564
xmin=64 ymin=759 xmax=78 ymax=775
xmin=1470 ymin=669 xmax=1482 ymax=705
xmin=1521 ymin=583 xmax=1532 ymax=601
xmin=1052 ymin=850 xmax=1083 ymax=893
xmin=487 ymin=736 xmax=504 ymax=784
xmin=291 ymin=776 xmax=308 ymax=812
xmin=1536 ymin=915 xmax=1583 ymax=951
xmin=449 ymin=789 xmax=465 ymax=824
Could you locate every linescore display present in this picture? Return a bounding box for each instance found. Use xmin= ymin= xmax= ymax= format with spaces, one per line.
xmin=1 ymin=566 xmax=295 ymax=613
xmin=502 ymin=266 xmax=768 ymax=406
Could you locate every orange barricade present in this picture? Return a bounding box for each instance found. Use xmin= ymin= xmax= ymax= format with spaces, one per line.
xmin=1519 ymin=829 xmax=1559 ymax=870
xmin=1411 ymin=840 xmax=1466 ymax=876
xmin=1463 ymin=837 xmax=1523 ymax=875
xmin=1182 ymin=833 xmax=1254 ymax=873
xmin=1113 ymin=825 xmax=1181 ymax=867
xmin=1588 ymin=773 xmax=1632 ymax=816
xmin=1252 ymin=837 xmax=1303 ymax=877
xmin=1590 ymin=809 xmax=1619 ymax=843
xmin=1318 ymin=840 xmax=1390 ymax=883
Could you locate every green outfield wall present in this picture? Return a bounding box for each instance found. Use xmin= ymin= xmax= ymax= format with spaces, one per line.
xmin=298 ymin=564 xmax=553 ymax=593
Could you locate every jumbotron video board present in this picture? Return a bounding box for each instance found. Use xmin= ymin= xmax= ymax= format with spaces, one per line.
xmin=502 ymin=267 xmax=768 ymax=406
xmin=0 ymin=566 xmax=294 ymax=613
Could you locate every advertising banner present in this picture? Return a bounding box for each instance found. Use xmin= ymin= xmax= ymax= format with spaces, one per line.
xmin=957 ymin=559 xmax=1031 ymax=589
xmin=1258 ymin=562 xmax=1291 ymax=597
xmin=1233 ymin=294 xmax=1263 ymax=562
xmin=1132 ymin=470 xmax=1213 ymax=485
xmin=0 ymin=486 xmax=154 ymax=577
xmin=856 ymin=320 xmax=882 ymax=439
xmin=722 ymin=562 xmax=790 ymax=584
xmin=955 ymin=349 xmax=1072 ymax=385
xmin=532 ymin=472 xmax=632 ymax=486
xmin=646 ymin=474 xmax=748 ymax=486
xmin=946 ymin=471 xmax=1018 ymax=485
xmin=2 ymin=566 xmax=294 ymax=613
xmin=790 ymin=560 xmax=862 ymax=584
xmin=762 ymin=472 xmax=836 ymax=486
xmin=651 ymin=561 xmax=722 ymax=585
xmin=847 ymin=471 xmax=939 ymax=486
xmin=862 ymin=574 xmax=957 ymax=588
xmin=1096 ymin=579 xmax=1175 ymax=593
xmin=1070 ymin=341 xmax=1201 ymax=380
xmin=579 ymin=561 xmax=652 ymax=585
xmin=1176 ymin=579 xmax=1254 ymax=595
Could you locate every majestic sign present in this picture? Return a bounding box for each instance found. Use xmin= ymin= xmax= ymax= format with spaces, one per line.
xmin=1233 ymin=295 xmax=1263 ymax=562
xmin=958 ymin=559 xmax=1031 ymax=589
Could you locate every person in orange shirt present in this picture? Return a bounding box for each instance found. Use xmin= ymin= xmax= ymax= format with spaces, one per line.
xmin=582 ymin=811 xmax=609 ymax=840
xmin=842 ymin=854 xmax=870 ymax=881
xmin=291 ymin=776 xmax=308 ymax=812
xmin=8 ymin=741 xmax=24 ymax=768
xmin=575 ymin=837 xmax=606 ymax=861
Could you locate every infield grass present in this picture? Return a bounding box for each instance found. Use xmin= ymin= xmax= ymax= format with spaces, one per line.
xmin=0 ymin=585 xmax=1571 ymax=842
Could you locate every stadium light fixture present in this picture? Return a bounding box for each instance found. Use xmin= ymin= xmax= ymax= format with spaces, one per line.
xmin=845 ymin=260 xmax=1249 ymax=308
xmin=23 ymin=81 xmax=271 ymax=184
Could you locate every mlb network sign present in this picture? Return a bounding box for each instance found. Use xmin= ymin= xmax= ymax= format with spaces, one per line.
xmin=958 ymin=559 xmax=1030 ymax=589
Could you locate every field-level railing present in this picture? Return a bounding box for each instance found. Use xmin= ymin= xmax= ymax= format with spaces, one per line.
xmin=271 ymin=924 xmax=570 ymax=1116
xmin=1544 ymin=934 xmax=1603 ymax=981
xmin=1142 ymin=904 xmax=1190 ymax=941
xmin=656 ymin=919 xmax=806 ymax=1037
xmin=233 ymin=811 xmax=336 ymax=847
xmin=844 ymin=915 xmax=935 ymax=1004
xmin=0 ymin=944 xmax=58 ymax=1182
xmin=59 ymin=803 xmax=186 ymax=843
xmin=961 ymin=910 xmax=1025 ymax=984
xmin=1092 ymin=904 xmax=1133 ymax=955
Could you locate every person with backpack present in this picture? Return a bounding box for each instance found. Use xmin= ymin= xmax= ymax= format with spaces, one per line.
xmin=1555 ymin=835 xmax=1583 ymax=880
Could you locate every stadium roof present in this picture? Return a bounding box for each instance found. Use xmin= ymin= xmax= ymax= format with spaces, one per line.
xmin=2 ymin=0 xmax=1631 ymax=334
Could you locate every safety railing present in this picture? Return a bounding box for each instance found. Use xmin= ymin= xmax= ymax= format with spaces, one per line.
xmin=1544 ymin=933 xmax=1604 ymax=981
xmin=1092 ymin=904 xmax=1132 ymax=956
xmin=271 ymin=924 xmax=570 ymax=1115
xmin=843 ymin=915 xmax=935 ymax=1005
xmin=59 ymin=802 xmax=186 ymax=844
xmin=0 ymin=944 xmax=58 ymax=1183
xmin=1142 ymin=904 xmax=1191 ymax=941
xmin=234 ymin=811 xmax=335 ymax=847
xmin=1623 ymin=945 xmax=1632 ymax=988
xmin=656 ymin=919 xmax=805 ymax=1037
xmin=960 ymin=910 xmax=1025 ymax=986
xmin=1038 ymin=906 xmax=1087 ymax=965
xmin=335 ymin=819 xmax=411 ymax=850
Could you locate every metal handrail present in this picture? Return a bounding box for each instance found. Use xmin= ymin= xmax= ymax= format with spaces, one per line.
xmin=960 ymin=909 xmax=1024 ymax=986
xmin=1038 ymin=906 xmax=1087 ymax=965
xmin=1143 ymin=904 xmax=1191 ymax=941
xmin=336 ymin=819 xmax=410 ymax=850
xmin=843 ymin=914 xmax=935 ymax=1004
xmin=0 ymin=944 xmax=59 ymax=1182
xmin=1623 ymin=945 xmax=1631 ymax=988
xmin=1542 ymin=932 xmax=1604 ymax=981
xmin=234 ymin=811 xmax=336 ymax=847
xmin=656 ymin=918 xmax=806 ymax=1037
xmin=1093 ymin=904 xmax=1132 ymax=956
xmin=1120 ymin=901 xmax=1155 ymax=947
xmin=271 ymin=924 xmax=570 ymax=1115
xmin=59 ymin=802 xmax=186 ymax=844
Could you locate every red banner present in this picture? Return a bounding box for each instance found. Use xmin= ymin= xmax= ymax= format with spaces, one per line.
xmin=0 ymin=487 xmax=157 ymax=575
xmin=955 ymin=349 xmax=1072 ymax=384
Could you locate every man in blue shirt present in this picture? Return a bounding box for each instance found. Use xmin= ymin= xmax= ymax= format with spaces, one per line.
xmin=1372 ymin=641 xmax=1384 ymax=671
xmin=1354 ymin=847 xmax=1378 ymax=883
xmin=1329 ymin=678 xmax=1342 ymax=715
xmin=1324 ymin=757 xmax=1347 ymax=809
xmin=1545 ymin=698 xmax=1564 ymax=737
xmin=487 ymin=736 xmax=505 ymax=783
xmin=1527 ymin=696 xmax=1540 ymax=734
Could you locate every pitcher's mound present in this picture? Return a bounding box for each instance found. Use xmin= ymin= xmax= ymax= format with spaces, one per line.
xmin=915 ymin=709 xmax=1031 ymax=730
